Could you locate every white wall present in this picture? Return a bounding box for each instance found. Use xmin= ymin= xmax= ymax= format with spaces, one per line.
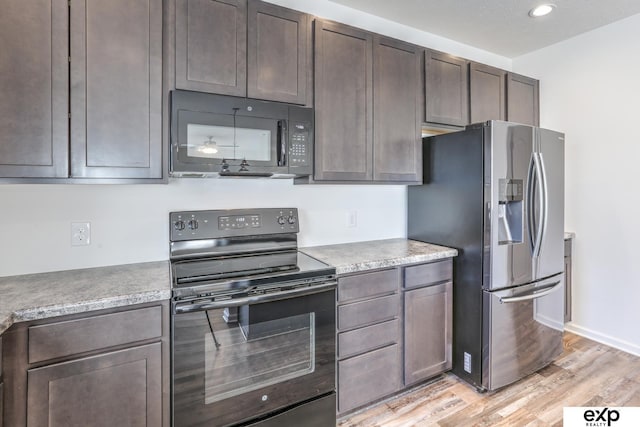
xmin=513 ymin=13 xmax=640 ymax=355
xmin=0 ymin=180 xmax=406 ymax=276
xmin=0 ymin=1 xmax=513 ymax=278
xmin=266 ymin=0 xmax=512 ymax=70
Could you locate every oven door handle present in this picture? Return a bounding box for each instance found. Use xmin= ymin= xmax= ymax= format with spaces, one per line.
xmin=173 ymin=280 xmax=337 ymax=314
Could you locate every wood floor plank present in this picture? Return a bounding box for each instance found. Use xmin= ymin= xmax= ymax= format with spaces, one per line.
xmin=339 ymin=333 xmax=640 ymax=427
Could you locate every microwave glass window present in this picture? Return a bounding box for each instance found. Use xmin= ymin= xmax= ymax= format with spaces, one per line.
xmin=187 ymin=124 xmax=271 ymax=161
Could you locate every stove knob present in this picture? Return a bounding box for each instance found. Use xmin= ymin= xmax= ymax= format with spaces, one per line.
xmin=277 ymin=216 xmax=286 ymax=225
xmin=187 ymin=219 xmax=199 ymax=230
xmin=174 ymin=220 xmax=186 ymax=231
xmin=287 ymin=216 xmax=296 ymax=224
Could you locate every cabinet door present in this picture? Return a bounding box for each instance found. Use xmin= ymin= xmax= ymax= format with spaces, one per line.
xmin=404 ymin=282 xmax=452 ymax=386
xmin=247 ymin=1 xmax=310 ymax=105
xmin=314 ymin=20 xmax=373 ymax=181
xmin=176 ymin=0 xmax=247 ymax=96
xmin=507 ymin=73 xmax=540 ymax=126
xmin=373 ymin=37 xmax=422 ymax=183
xmin=70 ymin=0 xmax=163 ymax=179
xmin=0 ymin=0 xmax=68 ymax=178
xmin=469 ymin=62 xmax=506 ymax=123
xmin=27 ymin=343 xmax=161 ymax=427
xmin=425 ymin=50 xmax=469 ymax=126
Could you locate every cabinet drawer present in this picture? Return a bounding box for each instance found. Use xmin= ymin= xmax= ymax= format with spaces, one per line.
xmin=338 ymin=319 xmax=399 ymax=359
xmin=338 ymin=269 xmax=399 ymax=303
xmin=0 ymin=381 xmax=3 ymax=427
xmin=29 ymin=305 xmax=163 ymax=364
xmin=0 ymin=335 xmax=3 ymax=378
xmin=404 ymin=259 xmax=452 ymax=289
xmin=338 ymin=294 xmax=399 ymax=331
xmin=338 ymin=344 xmax=401 ymax=413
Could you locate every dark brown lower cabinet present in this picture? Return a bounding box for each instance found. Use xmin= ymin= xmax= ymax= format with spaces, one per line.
xmin=335 ymin=260 xmax=454 ymax=416
xmin=564 ymin=237 xmax=573 ymax=322
xmin=0 ymin=382 xmax=4 ymax=427
xmin=27 ymin=343 xmax=161 ymax=427
xmin=336 ymin=268 xmax=401 ymax=415
xmin=338 ymin=344 xmax=401 ymax=412
xmin=403 ymin=281 xmax=453 ymax=386
xmin=1 ymin=301 xmax=169 ymax=427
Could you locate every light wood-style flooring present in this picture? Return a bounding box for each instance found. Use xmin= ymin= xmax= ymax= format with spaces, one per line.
xmin=339 ymin=333 xmax=640 ymax=426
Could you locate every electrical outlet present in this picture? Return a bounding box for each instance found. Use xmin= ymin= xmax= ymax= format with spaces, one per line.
xmin=347 ymin=210 xmax=357 ymax=228
xmin=71 ymin=222 xmax=91 ymax=246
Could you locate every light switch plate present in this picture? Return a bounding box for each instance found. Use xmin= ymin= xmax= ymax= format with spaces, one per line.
xmin=71 ymin=222 xmax=91 ymax=246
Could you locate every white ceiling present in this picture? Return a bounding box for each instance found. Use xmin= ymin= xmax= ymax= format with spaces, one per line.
xmin=329 ymin=0 xmax=640 ymax=57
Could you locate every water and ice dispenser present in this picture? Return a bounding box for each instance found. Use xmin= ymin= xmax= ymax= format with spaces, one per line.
xmin=498 ymin=179 xmax=523 ymax=244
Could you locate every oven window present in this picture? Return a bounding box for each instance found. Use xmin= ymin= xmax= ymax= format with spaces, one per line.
xmin=203 ymin=309 xmax=315 ymax=404
xmin=186 ymin=123 xmax=271 ymax=161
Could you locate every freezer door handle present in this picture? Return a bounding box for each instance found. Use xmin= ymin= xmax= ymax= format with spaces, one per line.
xmin=499 ymin=281 xmax=561 ymax=303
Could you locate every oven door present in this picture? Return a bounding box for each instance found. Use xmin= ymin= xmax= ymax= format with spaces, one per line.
xmin=171 ymin=284 xmax=336 ymax=427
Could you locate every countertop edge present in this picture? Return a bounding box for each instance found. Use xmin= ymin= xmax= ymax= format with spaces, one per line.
xmin=333 ymin=249 xmax=458 ymax=275
xmin=1 ymin=289 xmax=171 ymax=335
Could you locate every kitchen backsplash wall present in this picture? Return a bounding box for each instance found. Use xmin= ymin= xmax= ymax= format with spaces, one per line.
xmin=0 ymin=180 xmax=406 ymax=277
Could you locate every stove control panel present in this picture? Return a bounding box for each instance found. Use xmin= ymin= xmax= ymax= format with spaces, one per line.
xmin=170 ymin=208 xmax=299 ymax=241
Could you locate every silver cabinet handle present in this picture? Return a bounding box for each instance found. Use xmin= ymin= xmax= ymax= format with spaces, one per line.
xmin=499 ymin=281 xmax=561 ymax=303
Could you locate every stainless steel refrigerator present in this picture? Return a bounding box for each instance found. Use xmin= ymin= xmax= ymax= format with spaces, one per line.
xmin=408 ymin=120 xmax=565 ymax=391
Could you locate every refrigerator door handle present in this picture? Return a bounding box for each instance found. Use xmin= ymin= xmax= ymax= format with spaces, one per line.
xmin=538 ymin=153 xmax=550 ymax=256
xmin=532 ymin=153 xmax=545 ymax=258
xmin=526 ymin=155 xmax=538 ymax=255
xmin=499 ymin=281 xmax=562 ymax=303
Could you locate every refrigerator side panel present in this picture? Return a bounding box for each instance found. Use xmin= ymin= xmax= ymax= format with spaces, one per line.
xmin=408 ymin=127 xmax=485 ymax=388
xmin=536 ymin=128 xmax=565 ymax=279
xmin=486 ymin=121 xmax=536 ymax=290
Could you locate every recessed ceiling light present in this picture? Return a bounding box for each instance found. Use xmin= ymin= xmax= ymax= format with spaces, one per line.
xmin=529 ymin=4 xmax=555 ymax=17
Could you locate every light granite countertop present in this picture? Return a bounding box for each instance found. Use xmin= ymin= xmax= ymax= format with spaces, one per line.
xmin=301 ymin=238 xmax=458 ymax=275
xmin=0 ymin=261 xmax=171 ymax=335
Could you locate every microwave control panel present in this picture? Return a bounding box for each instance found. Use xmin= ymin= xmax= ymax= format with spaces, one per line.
xmin=289 ymin=123 xmax=310 ymax=166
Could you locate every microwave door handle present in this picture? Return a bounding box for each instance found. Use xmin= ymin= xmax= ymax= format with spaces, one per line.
xmin=277 ymin=120 xmax=287 ymax=166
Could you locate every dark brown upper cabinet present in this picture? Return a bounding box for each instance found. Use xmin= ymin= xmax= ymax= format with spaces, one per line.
xmin=313 ymin=21 xmax=422 ymax=184
xmin=424 ymin=50 xmax=469 ymax=127
xmin=70 ymin=0 xmax=163 ymax=179
xmin=0 ymin=0 xmax=69 ymax=178
xmin=373 ymin=36 xmax=422 ymax=183
xmin=469 ymin=62 xmax=506 ymax=124
xmin=507 ymin=72 xmax=540 ymax=126
xmin=175 ymin=0 xmax=311 ymax=105
xmin=314 ymin=20 xmax=373 ymax=182
xmin=247 ymin=1 xmax=311 ymax=105
xmin=0 ymin=0 xmax=163 ymax=180
xmin=176 ymin=0 xmax=247 ymax=96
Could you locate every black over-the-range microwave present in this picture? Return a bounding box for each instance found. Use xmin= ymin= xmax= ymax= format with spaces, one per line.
xmin=170 ymin=90 xmax=313 ymax=177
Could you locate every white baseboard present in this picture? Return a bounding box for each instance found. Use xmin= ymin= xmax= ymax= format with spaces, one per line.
xmin=565 ymin=323 xmax=640 ymax=357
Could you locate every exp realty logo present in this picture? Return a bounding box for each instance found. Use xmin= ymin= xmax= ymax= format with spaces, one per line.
xmin=564 ymin=407 xmax=640 ymax=427
xmin=583 ymin=408 xmax=619 ymax=426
